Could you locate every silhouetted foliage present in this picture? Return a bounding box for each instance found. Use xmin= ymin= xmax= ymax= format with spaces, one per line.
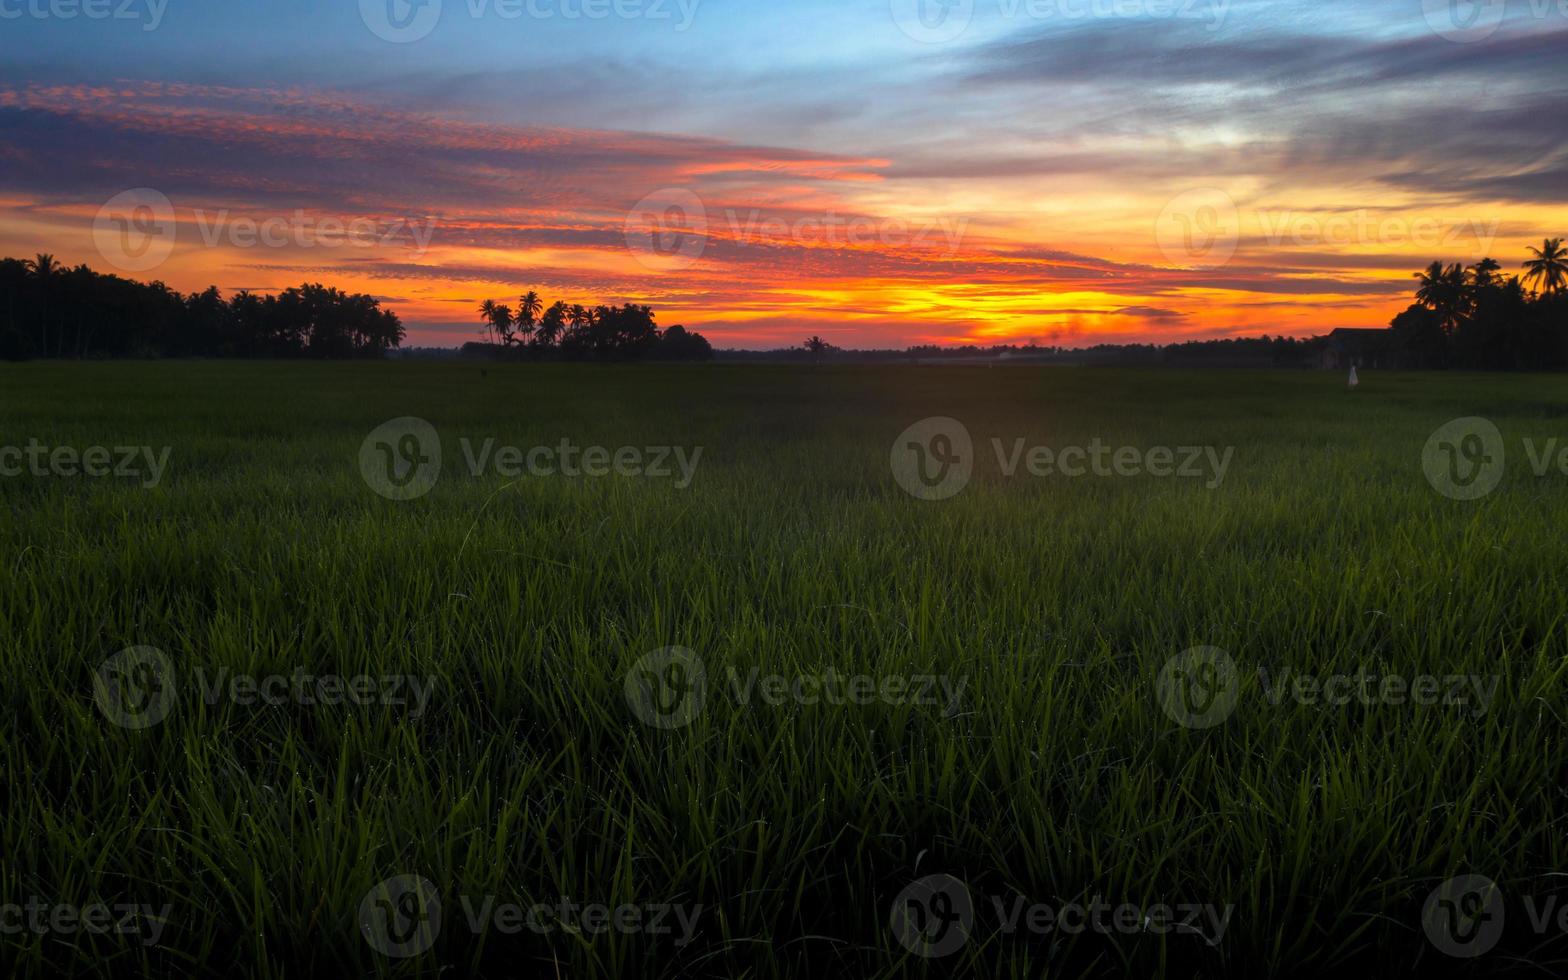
xmin=1388 ymin=242 xmax=1567 ymax=370
xmin=0 ymin=256 xmax=403 ymax=359
xmin=475 ymin=292 xmax=713 ymax=362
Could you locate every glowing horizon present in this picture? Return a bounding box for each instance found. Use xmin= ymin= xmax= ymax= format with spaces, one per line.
xmin=2 ymin=3 xmax=1565 ymax=349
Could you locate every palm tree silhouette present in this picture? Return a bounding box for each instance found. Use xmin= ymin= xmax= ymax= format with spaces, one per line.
xmin=478 ymin=299 xmax=515 ymax=346
xmin=516 ymin=291 xmax=542 ymax=346
xmin=1414 ymin=261 xmax=1469 ymax=332
xmin=1522 ymin=238 xmax=1566 ymax=295
xmin=1469 ymin=257 xmax=1501 ymax=290
xmin=25 ymin=253 xmax=56 ymax=355
xmin=536 ymin=301 xmax=567 ymax=348
xmin=478 ymin=299 xmax=497 ymax=345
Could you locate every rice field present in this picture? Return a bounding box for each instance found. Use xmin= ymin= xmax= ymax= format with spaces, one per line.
xmin=2 ymin=361 xmax=1566 ymax=978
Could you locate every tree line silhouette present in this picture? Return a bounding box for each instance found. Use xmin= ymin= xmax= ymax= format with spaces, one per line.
xmin=1390 ymin=238 xmax=1567 ymax=369
xmin=4 ymin=242 xmax=1562 ymax=367
xmin=472 ymin=291 xmax=712 ymax=361
xmin=0 ymin=255 xmax=403 ymax=360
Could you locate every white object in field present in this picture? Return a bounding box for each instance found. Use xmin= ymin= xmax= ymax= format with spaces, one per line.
xmin=1348 ymin=365 xmax=1359 ymax=388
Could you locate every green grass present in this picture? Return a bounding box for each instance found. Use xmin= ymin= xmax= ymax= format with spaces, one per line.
xmin=1 ymin=361 xmax=1566 ymax=978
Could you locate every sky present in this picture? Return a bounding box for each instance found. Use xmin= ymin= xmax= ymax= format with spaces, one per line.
xmin=1 ymin=0 xmax=1566 ymax=348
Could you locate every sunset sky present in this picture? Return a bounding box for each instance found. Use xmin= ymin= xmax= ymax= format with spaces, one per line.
xmin=2 ymin=0 xmax=1566 ymax=348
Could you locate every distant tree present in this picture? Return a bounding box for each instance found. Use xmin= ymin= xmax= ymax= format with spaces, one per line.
xmin=1394 ymin=245 xmax=1567 ymax=370
xmin=804 ymin=335 xmax=832 ymax=364
xmin=1469 ymin=257 xmax=1502 ymax=290
xmin=1414 ymin=261 xmax=1469 ymax=333
xmin=478 ymin=300 xmax=500 ymax=345
xmin=25 ymin=253 xmax=57 ymax=355
xmin=1523 ymin=238 xmax=1566 ymax=295
xmin=516 ymin=290 xmax=543 ymax=346
xmin=536 ymin=301 xmax=567 ymax=349
xmin=479 ymin=299 xmax=516 ymax=347
xmin=657 ymin=324 xmax=713 ymax=361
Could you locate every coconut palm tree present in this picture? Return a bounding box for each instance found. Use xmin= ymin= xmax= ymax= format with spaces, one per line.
xmin=1414 ymin=261 xmax=1469 ymax=332
xmin=478 ymin=299 xmax=515 ymax=346
xmin=1522 ymin=238 xmax=1566 ymax=295
xmin=536 ymin=301 xmax=567 ymax=348
xmin=515 ymin=291 xmax=542 ymax=346
xmin=1469 ymin=257 xmax=1501 ymax=290
xmin=25 ymin=253 xmax=57 ymax=355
